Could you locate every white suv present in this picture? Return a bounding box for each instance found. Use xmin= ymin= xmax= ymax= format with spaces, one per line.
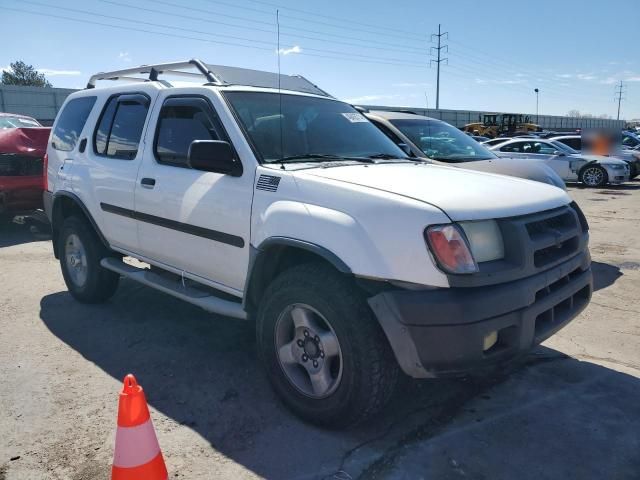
xmin=44 ymin=60 xmax=593 ymax=427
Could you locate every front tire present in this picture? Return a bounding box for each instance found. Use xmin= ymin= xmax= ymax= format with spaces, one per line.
xmin=256 ymin=262 xmax=399 ymax=428
xmin=580 ymin=165 xmax=608 ymax=187
xmin=59 ymin=216 xmax=119 ymax=303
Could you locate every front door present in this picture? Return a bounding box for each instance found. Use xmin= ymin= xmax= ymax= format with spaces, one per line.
xmin=134 ymin=92 xmax=253 ymax=294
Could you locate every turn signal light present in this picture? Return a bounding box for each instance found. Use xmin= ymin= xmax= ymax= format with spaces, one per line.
xmin=425 ymin=224 xmax=478 ymax=274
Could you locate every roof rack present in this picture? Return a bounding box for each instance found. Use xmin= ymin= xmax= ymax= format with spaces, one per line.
xmin=86 ymin=59 xmax=219 ymax=89
xmin=86 ymin=58 xmax=332 ymax=97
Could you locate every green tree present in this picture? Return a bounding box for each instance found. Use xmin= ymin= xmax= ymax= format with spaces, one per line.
xmin=1 ymin=61 xmax=52 ymax=87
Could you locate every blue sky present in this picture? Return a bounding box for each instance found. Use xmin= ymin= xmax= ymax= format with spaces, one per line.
xmin=2 ymin=0 xmax=639 ymax=119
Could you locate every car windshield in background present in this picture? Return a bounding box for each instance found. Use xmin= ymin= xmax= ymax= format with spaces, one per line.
xmin=224 ymin=92 xmax=406 ymax=163
xmin=389 ymin=118 xmax=496 ymax=162
xmin=0 ymin=116 xmax=41 ymax=128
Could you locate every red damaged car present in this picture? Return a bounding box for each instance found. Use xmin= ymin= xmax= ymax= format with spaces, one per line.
xmin=0 ymin=113 xmax=50 ymax=219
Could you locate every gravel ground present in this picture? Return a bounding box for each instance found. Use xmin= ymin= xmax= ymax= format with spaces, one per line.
xmin=1 ymin=182 xmax=639 ymax=480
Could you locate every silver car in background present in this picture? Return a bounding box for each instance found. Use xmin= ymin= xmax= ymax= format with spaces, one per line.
xmin=363 ymin=110 xmax=566 ymax=189
xmin=489 ymin=138 xmax=630 ymax=187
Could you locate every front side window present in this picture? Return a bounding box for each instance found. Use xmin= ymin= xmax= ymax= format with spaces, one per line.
xmin=500 ymin=142 xmax=527 ymax=153
xmin=94 ymin=94 xmax=149 ymax=160
xmin=52 ymin=97 xmax=96 ymax=151
xmin=154 ymin=96 xmax=227 ymax=167
xmin=224 ymin=92 xmax=405 ymax=162
xmin=389 ymin=118 xmax=496 ymax=162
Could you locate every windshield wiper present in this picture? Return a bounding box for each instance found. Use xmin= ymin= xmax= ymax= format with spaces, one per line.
xmin=273 ymin=154 xmax=374 ymax=164
xmin=364 ymin=153 xmax=406 ymax=160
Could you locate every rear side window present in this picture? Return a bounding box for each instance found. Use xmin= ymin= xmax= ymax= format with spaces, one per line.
xmin=94 ymin=94 xmax=150 ymax=160
xmin=154 ymin=96 xmax=227 ymax=167
xmin=52 ymin=97 xmax=96 ymax=151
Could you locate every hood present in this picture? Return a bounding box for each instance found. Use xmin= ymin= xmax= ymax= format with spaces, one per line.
xmin=447 ymin=157 xmax=565 ymax=189
xmin=570 ymin=153 xmax=627 ymax=166
xmin=0 ymin=127 xmax=51 ymax=157
xmin=300 ymin=162 xmax=570 ymax=221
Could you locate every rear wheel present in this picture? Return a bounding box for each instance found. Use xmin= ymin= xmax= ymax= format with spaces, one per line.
xmin=59 ymin=216 xmax=119 ymax=303
xmin=256 ymin=262 xmax=399 ymax=428
xmin=580 ymin=165 xmax=608 ymax=187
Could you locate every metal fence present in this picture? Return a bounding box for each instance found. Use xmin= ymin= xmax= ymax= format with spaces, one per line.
xmin=0 ymin=85 xmax=627 ymax=131
xmin=0 ymin=85 xmax=76 ymax=125
xmin=362 ymin=105 xmax=626 ymax=131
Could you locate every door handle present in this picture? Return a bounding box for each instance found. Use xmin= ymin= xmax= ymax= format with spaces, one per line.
xmin=140 ymin=177 xmax=156 ymax=189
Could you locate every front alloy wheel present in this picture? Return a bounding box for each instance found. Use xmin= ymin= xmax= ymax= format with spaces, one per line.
xmin=581 ymin=165 xmax=607 ymax=187
xmin=275 ymin=304 xmax=343 ymax=398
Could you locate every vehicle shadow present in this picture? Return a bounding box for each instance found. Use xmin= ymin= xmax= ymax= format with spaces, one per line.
xmin=591 ymin=261 xmax=623 ymax=292
xmin=39 ymin=281 xmax=640 ymax=479
xmin=0 ymin=218 xmax=51 ymax=248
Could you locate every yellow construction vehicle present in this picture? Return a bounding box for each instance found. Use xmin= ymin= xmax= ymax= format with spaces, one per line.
xmin=463 ymin=113 xmax=541 ymax=138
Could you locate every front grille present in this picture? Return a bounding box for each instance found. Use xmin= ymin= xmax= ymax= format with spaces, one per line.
xmin=524 ymin=208 xmax=580 ymax=269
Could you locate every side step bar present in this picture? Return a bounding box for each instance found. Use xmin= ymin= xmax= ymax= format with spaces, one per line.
xmin=100 ymin=258 xmax=247 ymax=320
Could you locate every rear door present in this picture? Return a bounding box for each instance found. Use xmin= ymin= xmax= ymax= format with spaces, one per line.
xmin=134 ymin=91 xmax=253 ymax=294
xmin=82 ymin=91 xmax=156 ymax=253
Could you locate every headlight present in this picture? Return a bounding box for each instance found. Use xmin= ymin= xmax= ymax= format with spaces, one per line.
xmin=425 ymin=224 xmax=478 ymax=274
xmin=459 ymin=220 xmax=505 ymax=263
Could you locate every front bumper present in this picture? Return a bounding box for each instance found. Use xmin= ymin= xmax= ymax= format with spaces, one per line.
xmin=608 ymin=172 xmax=629 ymax=184
xmin=369 ymin=251 xmax=592 ymax=378
xmin=43 ymin=190 xmax=53 ymax=221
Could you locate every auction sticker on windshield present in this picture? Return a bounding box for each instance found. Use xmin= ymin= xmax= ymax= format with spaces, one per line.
xmin=342 ymin=112 xmax=368 ymax=122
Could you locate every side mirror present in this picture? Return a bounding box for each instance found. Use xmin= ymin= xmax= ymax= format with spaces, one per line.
xmin=187 ymin=140 xmax=242 ymax=176
xmin=553 ymin=150 xmax=566 ymax=156
xmin=397 ymin=143 xmax=413 ymax=157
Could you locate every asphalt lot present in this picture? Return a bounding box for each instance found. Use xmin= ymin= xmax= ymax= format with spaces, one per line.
xmin=1 ymin=182 xmax=639 ymax=480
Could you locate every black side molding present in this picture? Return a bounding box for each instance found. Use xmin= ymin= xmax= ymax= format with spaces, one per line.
xmin=100 ymin=203 xmax=245 ymax=248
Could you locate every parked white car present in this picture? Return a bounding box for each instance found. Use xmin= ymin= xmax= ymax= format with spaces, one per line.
xmin=488 ymin=138 xmax=630 ymax=187
xmin=363 ymin=110 xmax=566 ymax=189
xmin=44 ymin=60 xmax=593 ymax=426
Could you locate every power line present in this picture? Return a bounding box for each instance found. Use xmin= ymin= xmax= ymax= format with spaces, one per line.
xmin=2 ymin=5 xmax=428 ymax=69
xmin=100 ymin=0 xmax=427 ymax=56
xmin=430 ymin=24 xmax=448 ymax=110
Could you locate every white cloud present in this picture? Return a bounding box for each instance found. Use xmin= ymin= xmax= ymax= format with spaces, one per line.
xmin=556 ymin=73 xmax=573 ymax=78
xmin=392 ymin=82 xmax=430 ymax=88
xmin=627 ymin=76 xmax=640 ymax=82
xmin=576 ymin=73 xmax=596 ymax=81
xmin=37 ymin=68 xmax=82 ymax=76
xmin=118 ymin=51 xmax=132 ymax=62
xmin=514 ymin=73 xmax=528 ymax=78
xmin=277 ymin=45 xmax=302 ymax=55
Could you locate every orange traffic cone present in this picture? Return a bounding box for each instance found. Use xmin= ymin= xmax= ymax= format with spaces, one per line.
xmin=112 ymin=374 xmax=168 ymax=480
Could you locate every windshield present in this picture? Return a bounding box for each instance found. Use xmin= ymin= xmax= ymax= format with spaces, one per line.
xmin=224 ymin=92 xmax=406 ymax=163
xmin=551 ymin=140 xmax=578 ymax=154
xmin=0 ymin=116 xmax=41 ymax=129
xmin=389 ymin=118 xmax=496 ymax=162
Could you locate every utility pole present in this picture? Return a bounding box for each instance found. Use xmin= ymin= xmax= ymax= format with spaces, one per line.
xmin=615 ymin=81 xmax=625 ymax=121
xmin=430 ymin=24 xmax=448 ymax=110
xmin=534 ymin=88 xmax=539 ymax=124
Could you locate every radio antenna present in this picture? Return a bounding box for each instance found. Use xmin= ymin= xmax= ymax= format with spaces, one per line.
xmin=277 ymin=9 xmax=285 ymax=169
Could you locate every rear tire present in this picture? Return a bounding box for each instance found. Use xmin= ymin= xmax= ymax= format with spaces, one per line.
xmin=256 ymin=262 xmax=399 ymax=428
xmin=59 ymin=216 xmax=119 ymax=303
xmin=580 ymin=165 xmax=608 ymax=187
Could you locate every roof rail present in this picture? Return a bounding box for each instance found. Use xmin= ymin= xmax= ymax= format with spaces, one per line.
xmin=86 ymin=59 xmax=220 ymax=89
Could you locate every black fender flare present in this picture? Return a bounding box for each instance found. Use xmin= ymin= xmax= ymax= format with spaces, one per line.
xmin=244 ymin=236 xmax=352 ymax=311
xmin=51 ymin=191 xmax=110 ymax=258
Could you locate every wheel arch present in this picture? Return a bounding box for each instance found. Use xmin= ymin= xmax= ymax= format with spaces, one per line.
xmin=51 ymin=191 xmax=109 ymax=258
xmin=244 ymin=237 xmax=352 ymax=314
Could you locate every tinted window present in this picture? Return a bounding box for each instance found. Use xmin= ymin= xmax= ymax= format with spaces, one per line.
xmin=224 ymin=92 xmax=405 ymax=162
xmin=95 ymin=98 xmax=117 ymax=155
xmin=94 ymin=94 xmax=149 ymax=159
xmin=154 ymin=97 xmax=226 ymax=166
xmin=52 ymin=97 xmax=96 ymax=151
